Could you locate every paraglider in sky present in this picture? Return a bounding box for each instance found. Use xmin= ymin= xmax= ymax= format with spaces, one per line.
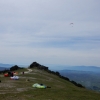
xmin=70 ymin=23 xmax=74 ymax=27
xmin=70 ymin=23 xmax=73 ymax=25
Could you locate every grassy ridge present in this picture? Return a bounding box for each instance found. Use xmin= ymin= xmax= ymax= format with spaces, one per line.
xmin=0 ymin=68 xmax=100 ymax=100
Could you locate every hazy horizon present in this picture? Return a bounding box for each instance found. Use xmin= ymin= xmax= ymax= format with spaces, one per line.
xmin=0 ymin=62 xmax=100 ymax=71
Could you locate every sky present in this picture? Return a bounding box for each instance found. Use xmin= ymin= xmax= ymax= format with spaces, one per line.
xmin=0 ymin=0 xmax=100 ymax=69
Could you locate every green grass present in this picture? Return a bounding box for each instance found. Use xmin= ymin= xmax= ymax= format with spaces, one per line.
xmin=0 ymin=68 xmax=100 ymax=100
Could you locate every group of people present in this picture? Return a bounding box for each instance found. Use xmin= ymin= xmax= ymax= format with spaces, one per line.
xmin=8 ymin=71 xmax=14 ymax=77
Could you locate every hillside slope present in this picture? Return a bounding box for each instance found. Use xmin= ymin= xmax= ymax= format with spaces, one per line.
xmin=0 ymin=68 xmax=100 ymax=100
xmin=59 ymin=70 xmax=100 ymax=91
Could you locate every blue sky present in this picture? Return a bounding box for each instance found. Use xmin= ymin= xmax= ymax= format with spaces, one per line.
xmin=0 ymin=0 xmax=100 ymax=68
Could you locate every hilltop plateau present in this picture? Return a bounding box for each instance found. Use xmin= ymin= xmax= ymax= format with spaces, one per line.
xmin=0 ymin=62 xmax=100 ymax=100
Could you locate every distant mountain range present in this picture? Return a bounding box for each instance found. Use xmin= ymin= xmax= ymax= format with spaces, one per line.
xmin=0 ymin=63 xmax=14 ymax=67
xmin=0 ymin=63 xmax=14 ymax=71
xmin=58 ymin=65 xmax=100 ymax=72
xmin=0 ymin=63 xmax=11 ymax=70
xmin=58 ymin=66 xmax=100 ymax=92
xmin=0 ymin=67 xmax=10 ymax=71
xmin=0 ymin=63 xmax=28 ymax=71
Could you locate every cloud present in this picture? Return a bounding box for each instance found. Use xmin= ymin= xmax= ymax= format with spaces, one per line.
xmin=0 ymin=0 xmax=100 ymax=67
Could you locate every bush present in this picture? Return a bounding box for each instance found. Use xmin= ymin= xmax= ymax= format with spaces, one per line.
xmin=10 ymin=65 xmax=20 ymax=71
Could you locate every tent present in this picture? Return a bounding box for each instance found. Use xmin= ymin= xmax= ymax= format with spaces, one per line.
xmin=10 ymin=76 xmax=19 ymax=80
xmin=32 ymin=83 xmax=46 ymax=88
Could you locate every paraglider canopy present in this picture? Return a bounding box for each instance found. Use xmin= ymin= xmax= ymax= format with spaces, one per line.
xmin=70 ymin=23 xmax=73 ymax=25
xmin=10 ymin=76 xmax=19 ymax=80
xmin=70 ymin=23 xmax=74 ymax=27
xmin=32 ymin=83 xmax=46 ymax=88
xmin=4 ymin=73 xmax=9 ymax=77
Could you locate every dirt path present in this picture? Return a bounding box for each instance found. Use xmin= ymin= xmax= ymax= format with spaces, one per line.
xmin=24 ymin=68 xmax=33 ymax=74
